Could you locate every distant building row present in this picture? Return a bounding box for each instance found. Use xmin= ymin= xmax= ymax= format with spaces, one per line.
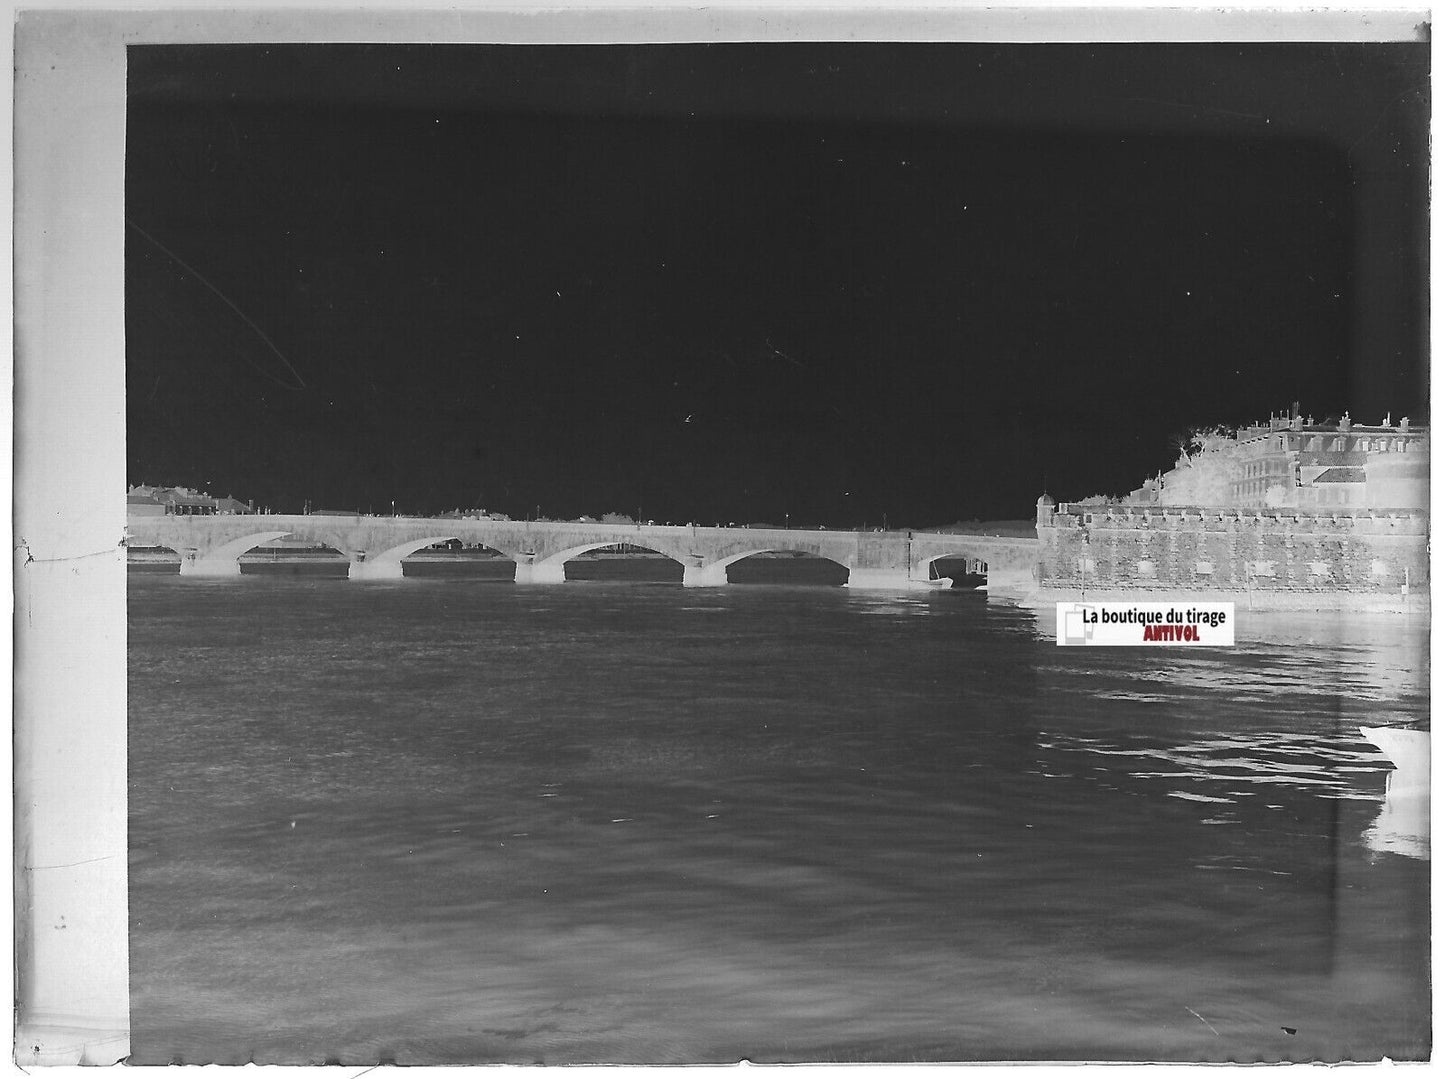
xmin=127 ymin=485 xmax=253 ymax=516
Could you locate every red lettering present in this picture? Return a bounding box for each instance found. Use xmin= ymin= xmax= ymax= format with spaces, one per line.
xmin=1142 ymin=625 xmax=1206 ymax=642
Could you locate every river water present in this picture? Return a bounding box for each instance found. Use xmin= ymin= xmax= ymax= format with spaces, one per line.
xmin=127 ymin=569 xmax=1430 ymax=1064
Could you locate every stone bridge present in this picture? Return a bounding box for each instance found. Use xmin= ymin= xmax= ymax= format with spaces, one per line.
xmin=125 ymin=514 xmax=1040 ymax=589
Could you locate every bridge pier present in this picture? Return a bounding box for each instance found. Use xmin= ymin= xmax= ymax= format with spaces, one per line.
xmin=514 ymin=560 xmax=567 ymax=585
xmin=348 ymin=556 xmax=404 ymax=581
xmin=846 ymin=567 xmax=931 ymax=591
xmin=682 ymin=563 xmax=730 ymax=587
xmin=178 ymin=553 xmax=240 ymax=577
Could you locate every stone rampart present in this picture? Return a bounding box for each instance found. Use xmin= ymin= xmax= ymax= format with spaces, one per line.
xmin=1036 ymin=503 xmax=1427 ymax=594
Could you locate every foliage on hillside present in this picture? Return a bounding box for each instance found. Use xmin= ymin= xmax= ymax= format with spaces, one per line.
xmin=1158 ymin=424 xmax=1242 ymax=506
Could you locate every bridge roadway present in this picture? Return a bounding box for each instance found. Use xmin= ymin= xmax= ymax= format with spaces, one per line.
xmin=125 ymin=514 xmax=1040 ymax=590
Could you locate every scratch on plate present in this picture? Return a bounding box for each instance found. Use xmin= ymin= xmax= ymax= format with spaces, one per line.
xmin=1186 ymin=1006 xmax=1220 ymax=1035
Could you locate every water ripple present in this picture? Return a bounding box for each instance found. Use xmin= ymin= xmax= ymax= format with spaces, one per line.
xmin=1038 ymin=728 xmax=1393 ymax=804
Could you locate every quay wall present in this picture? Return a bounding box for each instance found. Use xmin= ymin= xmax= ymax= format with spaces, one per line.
xmin=1036 ymin=503 xmax=1428 ymax=595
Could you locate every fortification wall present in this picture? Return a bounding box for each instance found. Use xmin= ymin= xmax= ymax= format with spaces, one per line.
xmin=1036 ymin=504 xmax=1427 ymax=594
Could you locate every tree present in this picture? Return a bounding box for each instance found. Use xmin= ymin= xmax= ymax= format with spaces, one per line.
xmin=1169 ymin=424 xmax=1235 ymax=467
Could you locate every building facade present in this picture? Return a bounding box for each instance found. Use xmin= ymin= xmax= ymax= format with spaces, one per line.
xmin=1152 ymin=411 xmax=1428 ymax=512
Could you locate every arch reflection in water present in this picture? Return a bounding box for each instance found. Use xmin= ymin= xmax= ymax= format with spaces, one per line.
xmin=1360 ymin=726 xmax=1429 ymax=861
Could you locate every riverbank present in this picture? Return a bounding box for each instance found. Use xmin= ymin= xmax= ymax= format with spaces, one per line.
xmin=1001 ymin=584 xmax=1428 ymax=615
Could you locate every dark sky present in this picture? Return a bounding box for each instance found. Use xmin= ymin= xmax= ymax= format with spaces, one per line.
xmin=125 ymin=42 xmax=1428 ymax=526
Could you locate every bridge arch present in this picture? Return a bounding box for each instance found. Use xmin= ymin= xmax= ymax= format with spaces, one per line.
xmin=717 ymin=547 xmax=843 ymax=570
xmin=346 ymin=534 xmax=464 ymax=579
xmin=178 ymin=530 xmax=292 ymax=576
xmin=284 ymin=523 xmax=504 ymax=580
xmin=519 ymin=540 xmax=689 ymax=584
xmin=914 ymin=551 xmax=990 ymax=576
xmin=126 ymin=541 xmax=182 ymax=573
xmin=909 ymin=536 xmax=1040 ymax=592
xmin=686 ymin=546 xmax=851 ymax=587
